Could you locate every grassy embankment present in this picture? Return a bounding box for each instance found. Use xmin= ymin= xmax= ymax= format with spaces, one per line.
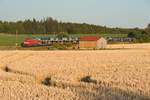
xmin=0 ymin=33 xmax=127 ymax=50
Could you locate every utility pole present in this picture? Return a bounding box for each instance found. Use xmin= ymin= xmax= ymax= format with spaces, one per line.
xmin=16 ymin=30 xmax=18 ymax=50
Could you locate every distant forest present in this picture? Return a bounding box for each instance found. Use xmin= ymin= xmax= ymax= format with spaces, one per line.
xmin=0 ymin=17 xmax=146 ymax=35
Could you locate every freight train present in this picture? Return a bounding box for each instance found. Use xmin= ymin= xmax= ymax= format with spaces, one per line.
xmin=22 ymin=37 xmax=80 ymax=47
xmin=105 ymin=37 xmax=134 ymax=43
xmin=21 ymin=36 xmax=134 ymax=47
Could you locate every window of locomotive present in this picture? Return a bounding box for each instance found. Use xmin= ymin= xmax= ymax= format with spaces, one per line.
xmin=25 ymin=40 xmax=29 ymax=42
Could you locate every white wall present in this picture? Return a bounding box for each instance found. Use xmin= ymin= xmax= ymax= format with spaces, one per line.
xmin=97 ymin=37 xmax=107 ymax=48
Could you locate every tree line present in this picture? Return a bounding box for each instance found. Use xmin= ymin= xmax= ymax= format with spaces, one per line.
xmin=0 ymin=17 xmax=147 ymax=35
xmin=127 ymin=24 xmax=150 ymax=42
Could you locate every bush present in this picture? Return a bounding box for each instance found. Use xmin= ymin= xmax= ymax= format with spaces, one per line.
xmin=80 ymin=76 xmax=97 ymax=84
xmin=132 ymin=38 xmax=137 ymax=43
xmin=53 ymin=43 xmax=66 ymax=49
xmin=56 ymin=33 xmax=69 ymax=37
xmin=42 ymin=77 xmax=51 ymax=86
xmin=64 ymin=43 xmax=72 ymax=47
xmin=53 ymin=43 xmax=60 ymax=48
xmin=137 ymin=34 xmax=150 ymax=43
xmin=128 ymin=31 xmax=150 ymax=43
xmin=5 ymin=66 xmax=9 ymax=72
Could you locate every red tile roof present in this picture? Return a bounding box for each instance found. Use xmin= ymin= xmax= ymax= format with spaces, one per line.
xmin=79 ymin=36 xmax=101 ymax=41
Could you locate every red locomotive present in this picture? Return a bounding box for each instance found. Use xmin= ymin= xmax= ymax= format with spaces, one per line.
xmin=22 ymin=39 xmax=39 ymax=47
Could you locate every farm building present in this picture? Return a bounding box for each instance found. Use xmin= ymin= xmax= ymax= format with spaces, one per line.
xmin=79 ymin=36 xmax=107 ymax=49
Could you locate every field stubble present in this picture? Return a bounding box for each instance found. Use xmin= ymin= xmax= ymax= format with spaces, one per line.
xmin=0 ymin=43 xmax=150 ymax=100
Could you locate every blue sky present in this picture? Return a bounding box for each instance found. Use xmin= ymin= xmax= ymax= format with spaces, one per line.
xmin=0 ymin=0 xmax=150 ymax=28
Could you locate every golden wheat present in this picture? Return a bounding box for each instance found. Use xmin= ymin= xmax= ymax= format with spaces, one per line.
xmin=0 ymin=43 xmax=150 ymax=100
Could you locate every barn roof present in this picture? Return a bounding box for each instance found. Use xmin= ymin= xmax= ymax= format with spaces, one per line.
xmin=79 ymin=36 xmax=101 ymax=41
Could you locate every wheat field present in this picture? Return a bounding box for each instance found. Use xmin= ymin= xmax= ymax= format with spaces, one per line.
xmin=0 ymin=43 xmax=150 ymax=100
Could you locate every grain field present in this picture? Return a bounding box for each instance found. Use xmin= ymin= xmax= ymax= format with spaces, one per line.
xmin=0 ymin=43 xmax=150 ymax=100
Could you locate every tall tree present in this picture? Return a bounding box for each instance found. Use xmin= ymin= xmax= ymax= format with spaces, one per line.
xmin=145 ymin=24 xmax=150 ymax=37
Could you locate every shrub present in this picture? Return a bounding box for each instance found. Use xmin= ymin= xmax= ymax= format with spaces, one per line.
xmin=128 ymin=31 xmax=150 ymax=43
xmin=53 ymin=43 xmax=60 ymax=48
xmin=53 ymin=43 xmax=67 ymax=49
xmin=56 ymin=33 xmax=69 ymax=37
xmin=5 ymin=66 xmax=9 ymax=72
xmin=64 ymin=43 xmax=73 ymax=47
xmin=133 ymin=38 xmax=137 ymax=43
xmin=42 ymin=77 xmax=51 ymax=86
xmin=80 ymin=76 xmax=97 ymax=84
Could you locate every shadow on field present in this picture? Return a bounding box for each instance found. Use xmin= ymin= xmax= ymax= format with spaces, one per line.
xmin=0 ymin=66 xmax=149 ymax=100
xmin=77 ymin=76 xmax=150 ymax=100
xmin=0 ymin=66 xmax=34 ymax=77
xmin=40 ymin=75 xmax=150 ymax=100
xmin=76 ymin=85 xmax=150 ymax=100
